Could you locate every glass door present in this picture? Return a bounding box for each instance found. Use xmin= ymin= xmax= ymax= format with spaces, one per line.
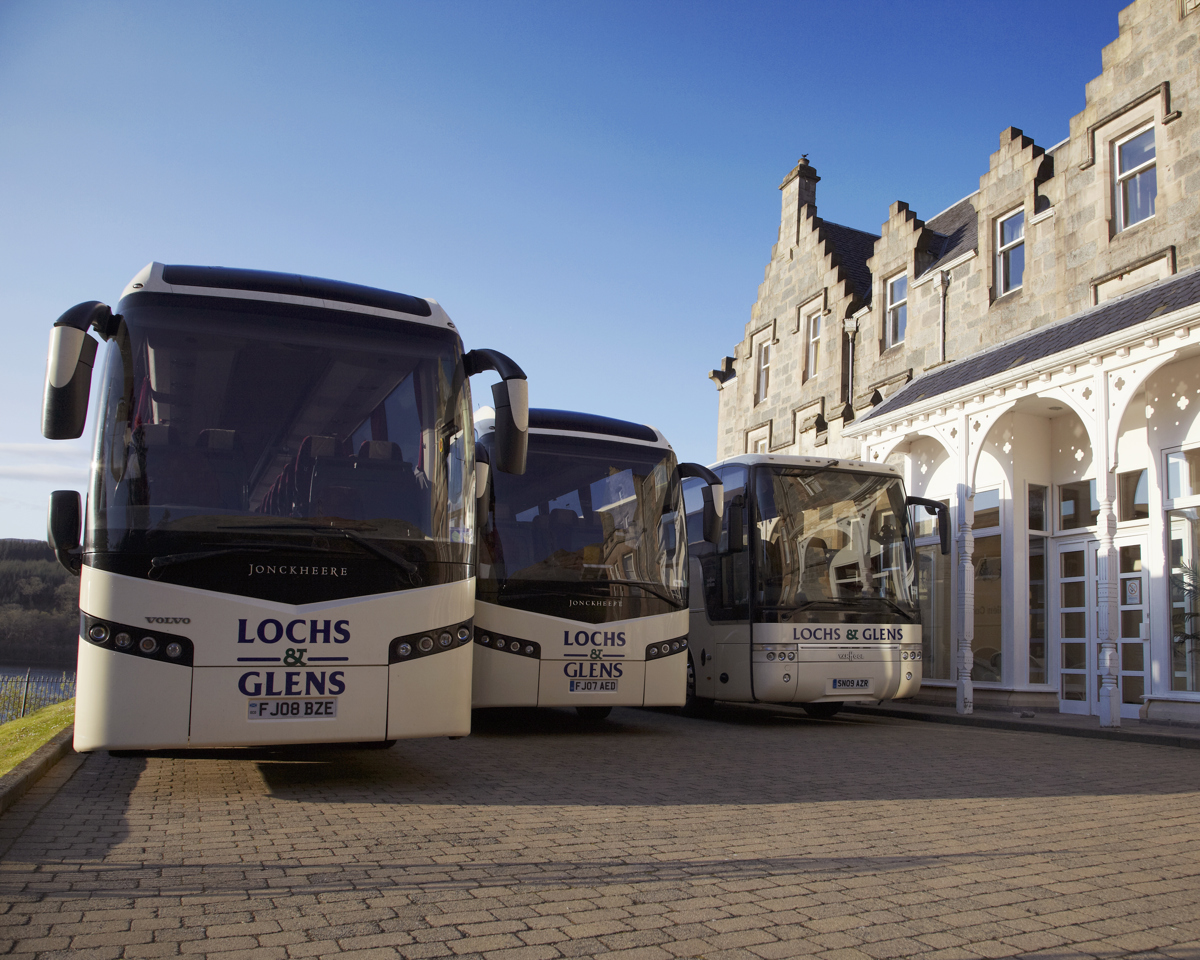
xmin=1055 ymin=538 xmax=1148 ymax=718
xmin=1114 ymin=539 xmax=1149 ymax=720
xmin=1056 ymin=541 xmax=1094 ymax=715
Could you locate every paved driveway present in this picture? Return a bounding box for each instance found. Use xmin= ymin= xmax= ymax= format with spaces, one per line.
xmin=1 ymin=705 xmax=1199 ymax=960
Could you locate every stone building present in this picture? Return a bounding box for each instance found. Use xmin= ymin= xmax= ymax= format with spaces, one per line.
xmin=710 ymin=0 xmax=1200 ymax=723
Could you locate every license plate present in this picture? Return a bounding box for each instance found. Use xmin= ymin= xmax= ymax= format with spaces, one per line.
xmin=247 ymin=698 xmax=338 ymax=720
xmin=829 ymin=678 xmax=872 ymax=691
xmin=569 ymin=680 xmax=618 ymax=693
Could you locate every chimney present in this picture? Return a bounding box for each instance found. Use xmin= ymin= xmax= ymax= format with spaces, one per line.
xmin=779 ymin=155 xmax=820 ymax=246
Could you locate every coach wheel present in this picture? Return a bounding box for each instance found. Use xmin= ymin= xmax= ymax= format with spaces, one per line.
xmin=802 ymin=702 xmax=842 ymax=720
xmin=576 ymin=706 xmax=612 ymax=721
xmin=683 ymin=654 xmax=714 ymax=717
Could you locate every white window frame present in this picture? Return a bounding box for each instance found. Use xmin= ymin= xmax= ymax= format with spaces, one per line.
xmin=995 ymin=208 xmax=1025 ymax=296
xmin=754 ymin=339 xmax=771 ymax=404
xmin=803 ymin=310 xmax=821 ymax=381
xmin=885 ymin=273 xmax=907 ymax=349
xmin=1164 ymin=444 xmax=1200 ymax=510
xmin=1114 ymin=123 xmax=1157 ymax=232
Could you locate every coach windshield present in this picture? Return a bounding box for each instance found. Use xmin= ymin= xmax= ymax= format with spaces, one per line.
xmin=476 ymin=432 xmax=686 ymax=622
xmin=85 ymin=292 xmax=473 ymax=602
xmin=753 ymin=466 xmax=917 ymax=623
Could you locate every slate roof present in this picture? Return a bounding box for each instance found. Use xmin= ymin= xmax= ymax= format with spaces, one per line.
xmin=864 ymin=268 xmax=1200 ymax=422
xmin=918 ymin=193 xmax=979 ymax=277
xmin=822 ymin=221 xmax=878 ymax=303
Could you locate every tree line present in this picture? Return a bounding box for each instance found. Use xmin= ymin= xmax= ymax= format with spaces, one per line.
xmin=0 ymin=540 xmax=78 ymax=667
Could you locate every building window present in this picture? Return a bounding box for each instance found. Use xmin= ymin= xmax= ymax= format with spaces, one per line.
xmin=1059 ymin=479 xmax=1098 ymax=530
xmin=888 ymin=273 xmax=902 ymax=348
xmin=1115 ymin=125 xmax=1156 ymax=231
xmin=1029 ymin=536 xmax=1047 ymax=684
xmin=1028 ymin=483 xmax=1048 ymax=533
xmin=996 ymin=209 xmax=1025 ymax=295
xmin=885 ymin=274 xmax=907 ymax=348
xmin=914 ymin=496 xmax=952 ymax=681
xmin=1167 ymin=447 xmax=1200 ymax=500
xmin=754 ymin=340 xmax=770 ymax=404
xmin=1028 ymin=483 xmax=1049 ymax=686
xmin=803 ymin=312 xmax=821 ymax=382
xmin=754 ymin=438 xmax=768 ymax=454
xmin=1169 ymin=510 xmax=1200 ymax=692
xmin=973 ymin=488 xmax=1000 ymax=529
xmin=973 ymin=534 xmax=1003 ymax=683
xmin=1118 ymin=469 xmax=1149 ymax=521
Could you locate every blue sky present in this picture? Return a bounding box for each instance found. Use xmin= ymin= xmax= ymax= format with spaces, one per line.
xmin=0 ymin=0 xmax=1129 ymax=540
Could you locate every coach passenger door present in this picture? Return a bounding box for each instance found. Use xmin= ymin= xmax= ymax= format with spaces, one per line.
xmin=689 ymin=465 xmax=750 ymax=699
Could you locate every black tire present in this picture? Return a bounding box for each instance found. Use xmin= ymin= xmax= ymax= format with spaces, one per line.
xmin=683 ymin=654 xmax=714 ymax=716
xmin=576 ymin=706 xmax=612 ymax=721
xmin=802 ymin=701 xmax=842 ymax=720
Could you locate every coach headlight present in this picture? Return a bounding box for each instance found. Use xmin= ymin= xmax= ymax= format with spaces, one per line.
xmin=397 ymin=642 xmax=412 ymax=658
xmin=439 ymin=632 xmax=453 ymax=648
xmin=647 ymin=645 xmax=658 ymax=658
xmin=138 ymin=636 xmax=158 ymax=654
xmin=114 ymin=632 xmax=133 ymax=649
xmin=165 ymin=642 xmax=182 ymax=659
xmin=88 ymin=623 xmax=109 ymax=643
xmin=457 ymin=626 xmax=471 ymax=643
xmin=418 ymin=636 xmax=433 ymax=653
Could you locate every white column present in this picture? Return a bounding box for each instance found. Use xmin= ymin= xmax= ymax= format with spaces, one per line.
xmin=1094 ymin=367 xmax=1120 ymax=727
xmin=1097 ymin=491 xmax=1120 ymax=727
xmin=956 ymin=480 xmax=975 ymax=714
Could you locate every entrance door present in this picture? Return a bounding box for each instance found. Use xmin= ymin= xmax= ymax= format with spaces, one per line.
xmin=1055 ymin=538 xmax=1148 ymax=718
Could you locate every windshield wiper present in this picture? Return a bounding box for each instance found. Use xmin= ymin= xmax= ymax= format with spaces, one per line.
xmin=498 ymin=579 xmax=682 ymax=606
xmin=149 ymin=546 xmax=273 ymax=579
xmin=591 ymin=579 xmax=683 ymax=606
xmin=216 ymin=523 xmax=423 ymax=585
xmin=148 ymin=541 xmax=369 ymax=580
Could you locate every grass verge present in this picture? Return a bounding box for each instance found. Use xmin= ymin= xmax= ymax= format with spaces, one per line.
xmin=0 ymin=699 xmax=74 ymax=777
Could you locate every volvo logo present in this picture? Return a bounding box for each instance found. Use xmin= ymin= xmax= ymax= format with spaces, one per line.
xmin=145 ymin=617 xmax=190 ymax=624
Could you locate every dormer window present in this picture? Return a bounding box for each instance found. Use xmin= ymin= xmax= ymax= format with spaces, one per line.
xmin=885 ymin=274 xmax=907 ymax=349
xmin=1115 ymin=125 xmax=1156 ymax=231
xmin=996 ymin=209 xmax=1025 ymax=296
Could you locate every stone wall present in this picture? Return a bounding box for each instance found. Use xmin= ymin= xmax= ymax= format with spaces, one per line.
xmin=714 ymin=0 xmax=1200 ymax=461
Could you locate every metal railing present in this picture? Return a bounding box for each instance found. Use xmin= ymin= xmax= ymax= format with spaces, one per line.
xmin=0 ymin=671 xmax=76 ymax=724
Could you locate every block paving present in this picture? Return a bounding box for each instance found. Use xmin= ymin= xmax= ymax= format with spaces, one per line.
xmin=2 ymin=704 xmax=1200 ymax=959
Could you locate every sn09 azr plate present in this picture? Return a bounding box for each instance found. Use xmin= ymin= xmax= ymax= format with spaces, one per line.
xmin=827 ymin=678 xmax=873 ymax=694
xmin=248 ymin=698 xmax=338 ymax=720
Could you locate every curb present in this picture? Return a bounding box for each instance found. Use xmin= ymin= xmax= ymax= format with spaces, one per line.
xmin=0 ymin=724 xmax=75 ymax=817
xmin=841 ymin=704 xmax=1200 ymax=750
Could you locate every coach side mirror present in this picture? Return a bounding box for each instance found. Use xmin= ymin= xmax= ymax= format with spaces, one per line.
xmin=48 ymin=489 xmax=83 ymax=575
xmin=490 ymin=378 xmax=528 ymax=475
xmin=43 ymin=324 xmax=98 ymax=440
xmin=475 ymin=446 xmax=491 ymax=505
xmin=702 ymin=485 xmax=724 ymax=545
xmin=463 ymin=348 xmax=528 ymax=475
xmin=678 ymin=463 xmax=723 ymax=545
xmin=907 ymin=496 xmax=951 ymax=555
xmin=727 ymin=495 xmax=745 ymax=553
xmin=41 ymin=301 xmax=118 ymax=440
